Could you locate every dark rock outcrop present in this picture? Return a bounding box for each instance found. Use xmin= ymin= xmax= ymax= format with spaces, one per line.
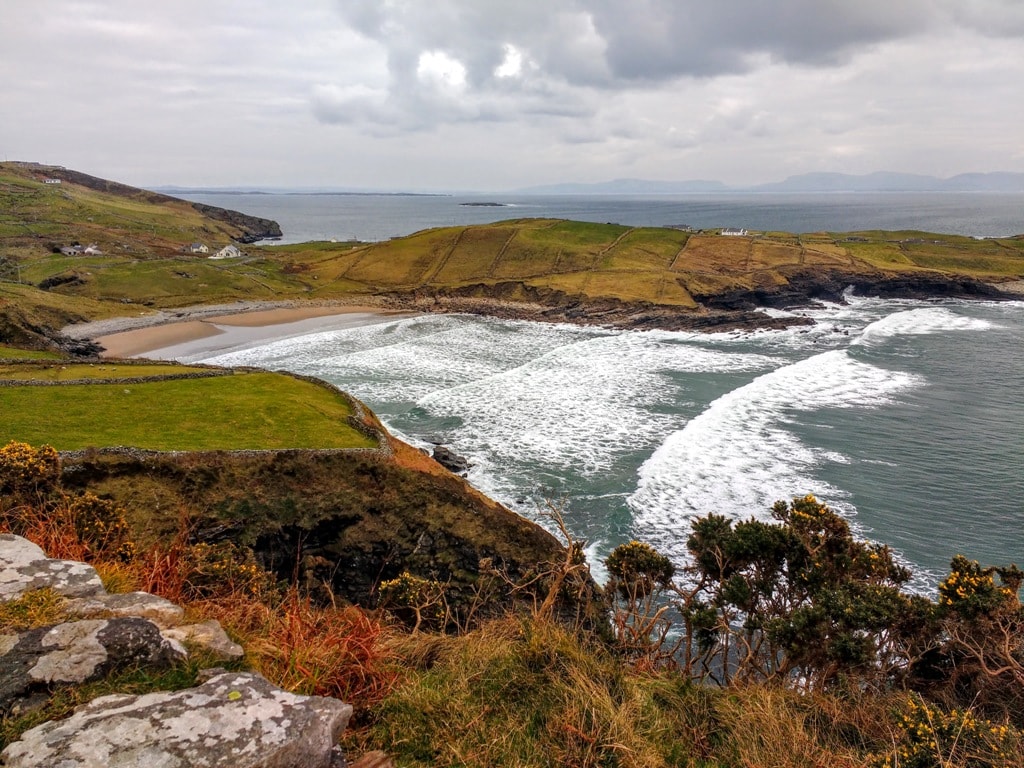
xmin=690 ymin=268 xmax=1009 ymax=312
xmin=190 ymin=202 xmax=283 ymax=243
xmin=432 ymin=445 xmax=472 ymax=475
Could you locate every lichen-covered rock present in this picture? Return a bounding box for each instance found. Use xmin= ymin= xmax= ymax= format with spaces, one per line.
xmin=0 ymin=534 xmax=105 ymax=602
xmin=162 ymin=619 xmax=244 ymax=660
xmin=1 ymin=671 xmax=353 ymax=768
xmin=66 ymin=591 xmax=185 ymax=628
xmin=0 ymin=617 xmax=184 ymax=711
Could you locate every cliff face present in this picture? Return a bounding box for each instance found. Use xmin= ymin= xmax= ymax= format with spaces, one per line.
xmin=188 ymin=202 xmax=282 ymax=243
xmin=60 ymin=448 xmax=603 ymax=627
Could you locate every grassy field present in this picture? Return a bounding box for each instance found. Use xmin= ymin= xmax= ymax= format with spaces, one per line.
xmin=0 ymin=366 xmax=377 ymax=450
xmin=0 ymin=346 xmax=63 ymax=360
xmin=2 ymin=162 xmax=1023 ymax=333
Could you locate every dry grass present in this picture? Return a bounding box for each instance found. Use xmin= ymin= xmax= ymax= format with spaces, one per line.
xmin=673 ymin=234 xmax=754 ymax=274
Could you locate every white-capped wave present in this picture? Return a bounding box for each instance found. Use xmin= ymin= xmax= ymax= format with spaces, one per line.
xmin=203 ymin=314 xmax=598 ymax=404
xmin=627 ymin=349 xmax=922 ymax=563
xmin=853 ymin=306 xmax=992 ymax=346
xmin=417 ymin=332 xmax=778 ymax=477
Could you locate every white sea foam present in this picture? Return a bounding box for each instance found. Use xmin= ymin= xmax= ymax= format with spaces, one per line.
xmin=853 ymin=306 xmax=993 ymax=346
xmin=416 ymin=331 xmax=778 ymax=476
xmin=627 ymin=349 xmax=922 ymax=563
xmin=204 ymin=314 xmax=598 ymax=404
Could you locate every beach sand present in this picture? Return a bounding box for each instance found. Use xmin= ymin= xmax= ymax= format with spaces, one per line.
xmin=93 ymin=304 xmax=417 ymax=360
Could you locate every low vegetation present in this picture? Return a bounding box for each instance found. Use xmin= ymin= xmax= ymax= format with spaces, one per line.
xmin=2 ymin=443 xmax=1021 ymax=766
xmin=0 ymin=361 xmax=377 ymax=450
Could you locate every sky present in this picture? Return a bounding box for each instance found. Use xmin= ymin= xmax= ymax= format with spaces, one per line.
xmin=3 ymin=0 xmax=1024 ymax=191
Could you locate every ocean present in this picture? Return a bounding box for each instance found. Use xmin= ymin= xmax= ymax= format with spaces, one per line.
xmin=156 ymin=192 xmax=1024 ymax=588
xmin=178 ymin=191 xmax=1024 ymax=243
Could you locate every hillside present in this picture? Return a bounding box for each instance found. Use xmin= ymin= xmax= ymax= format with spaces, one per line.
xmin=0 ymin=358 xmax=591 ymax=624
xmin=2 ymin=164 xmax=1023 ymax=348
xmin=2 ymin=166 xmax=1023 ymax=766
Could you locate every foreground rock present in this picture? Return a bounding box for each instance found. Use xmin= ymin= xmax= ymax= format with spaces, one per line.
xmin=0 ymin=671 xmax=352 ymax=768
xmin=1 ymin=617 xmax=184 ymax=711
xmin=0 ymin=535 xmax=240 ymax=713
xmin=0 ymin=535 xmax=104 ymax=601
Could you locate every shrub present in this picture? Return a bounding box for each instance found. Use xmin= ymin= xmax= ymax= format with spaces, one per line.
xmin=0 ymin=440 xmax=60 ymax=498
xmin=870 ymin=695 xmax=1021 ymax=768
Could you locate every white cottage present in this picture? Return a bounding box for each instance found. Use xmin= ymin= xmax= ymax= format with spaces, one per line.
xmin=210 ymin=244 xmax=242 ymax=260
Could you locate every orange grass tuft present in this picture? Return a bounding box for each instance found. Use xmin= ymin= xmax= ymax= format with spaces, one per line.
xmin=243 ymin=590 xmax=400 ymax=711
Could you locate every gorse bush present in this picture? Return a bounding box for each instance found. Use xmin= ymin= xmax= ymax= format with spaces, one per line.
xmin=604 ymin=495 xmax=1024 ymax=716
xmin=0 ymin=440 xmax=60 ymax=497
xmin=871 ymin=694 xmax=1020 ymax=768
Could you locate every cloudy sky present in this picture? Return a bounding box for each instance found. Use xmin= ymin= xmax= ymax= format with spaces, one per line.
xmin=3 ymin=0 xmax=1024 ymax=190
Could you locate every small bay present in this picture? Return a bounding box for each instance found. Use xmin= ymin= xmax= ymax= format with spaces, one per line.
xmin=151 ymin=192 xmax=1024 ymax=587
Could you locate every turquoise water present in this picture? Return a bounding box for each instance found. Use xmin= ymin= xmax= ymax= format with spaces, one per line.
xmin=165 ymin=296 xmax=1024 ymax=589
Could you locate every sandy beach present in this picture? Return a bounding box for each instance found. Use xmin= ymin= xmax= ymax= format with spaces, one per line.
xmin=66 ymin=302 xmax=418 ymax=360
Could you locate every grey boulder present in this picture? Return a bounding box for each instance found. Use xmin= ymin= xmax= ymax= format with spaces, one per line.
xmin=1 ymin=671 xmax=353 ymax=768
xmin=1 ymin=617 xmax=184 ymax=711
xmin=0 ymin=534 xmax=104 ymax=602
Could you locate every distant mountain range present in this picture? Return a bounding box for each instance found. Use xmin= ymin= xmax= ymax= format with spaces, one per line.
xmin=515 ymin=172 xmax=1024 ymax=195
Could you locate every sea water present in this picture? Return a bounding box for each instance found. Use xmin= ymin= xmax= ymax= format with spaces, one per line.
xmin=178 ymin=191 xmax=1024 ymax=243
xmin=168 ymin=296 xmax=1024 ymax=590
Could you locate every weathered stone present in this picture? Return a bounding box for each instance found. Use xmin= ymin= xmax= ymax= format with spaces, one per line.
xmin=431 ymin=445 xmax=471 ymax=474
xmin=0 ymin=617 xmax=184 ymax=711
xmin=1 ymin=671 xmax=353 ymax=768
xmin=162 ymin=619 xmax=244 ymax=660
xmin=66 ymin=591 xmax=185 ymax=629
xmin=0 ymin=534 xmax=105 ymax=602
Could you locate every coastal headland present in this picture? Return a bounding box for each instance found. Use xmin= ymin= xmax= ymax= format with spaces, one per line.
xmin=2 ymin=163 xmax=1024 ymax=766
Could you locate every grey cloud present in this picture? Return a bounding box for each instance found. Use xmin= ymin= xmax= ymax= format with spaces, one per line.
xmin=942 ymin=0 xmax=1024 ymax=35
xmin=324 ymin=0 xmax=947 ymax=129
xmin=589 ymin=0 xmax=932 ymax=78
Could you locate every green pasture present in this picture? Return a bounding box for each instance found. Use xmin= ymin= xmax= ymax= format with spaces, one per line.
xmin=0 ymin=347 xmax=63 ymax=360
xmin=0 ymin=362 xmax=200 ymax=381
xmin=0 ymin=371 xmax=377 ymax=451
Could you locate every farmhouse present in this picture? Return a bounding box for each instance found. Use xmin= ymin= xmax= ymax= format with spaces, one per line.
xmin=210 ymin=244 xmax=242 ymax=260
xmin=721 ymin=228 xmax=748 ymax=237
xmin=188 ymin=242 xmax=210 ymax=254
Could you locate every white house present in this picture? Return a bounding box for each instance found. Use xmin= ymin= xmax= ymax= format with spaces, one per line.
xmin=721 ymin=228 xmax=748 ymax=237
xmin=44 ymin=178 xmax=61 ymax=185
xmin=210 ymin=244 xmax=242 ymax=260
xmin=188 ymin=242 xmax=210 ymax=254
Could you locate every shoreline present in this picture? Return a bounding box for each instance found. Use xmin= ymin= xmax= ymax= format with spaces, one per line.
xmin=62 ymin=273 xmax=1023 ymax=360
xmin=62 ymin=300 xmax=417 ymax=359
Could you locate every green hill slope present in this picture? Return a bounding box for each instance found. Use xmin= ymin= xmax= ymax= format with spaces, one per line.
xmin=2 ymin=163 xmax=1023 ymax=347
